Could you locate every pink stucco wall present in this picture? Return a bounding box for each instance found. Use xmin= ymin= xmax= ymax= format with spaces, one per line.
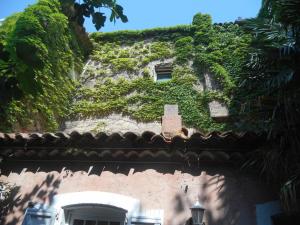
xmin=0 ymin=162 xmax=275 ymax=225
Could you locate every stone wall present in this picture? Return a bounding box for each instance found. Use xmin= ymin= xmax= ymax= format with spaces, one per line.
xmin=63 ymin=114 xmax=161 ymax=134
xmin=63 ymin=114 xmax=197 ymax=136
xmin=204 ymin=73 xmax=229 ymax=119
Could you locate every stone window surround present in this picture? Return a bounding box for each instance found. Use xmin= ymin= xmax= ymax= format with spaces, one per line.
xmin=22 ymin=192 xmax=163 ymax=225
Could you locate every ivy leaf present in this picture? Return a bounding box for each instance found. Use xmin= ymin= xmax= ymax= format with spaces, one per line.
xmin=92 ymin=12 xmax=106 ymax=30
xmin=110 ymin=4 xmax=128 ymax=23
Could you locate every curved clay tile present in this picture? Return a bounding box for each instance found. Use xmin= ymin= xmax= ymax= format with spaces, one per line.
xmin=14 ymin=149 xmax=25 ymax=158
xmin=100 ymin=149 xmax=114 ymax=159
xmin=38 ymin=149 xmax=49 ymax=158
xmin=185 ymin=151 xmax=198 ymax=161
xmin=2 ymin=133 xmax=15 ymax=146
xmin=168 ymin=150 xmax=185 ymax=161
xmin=198 ymin=151 xmax=215 ymax=161
xmin=53 ymin=132 xmax=70 ymax=147
xmin=95 ymin=132 xmax=109 ymax=146
xmin=14 ymin=133 xmax=29 ymax=147
xmin=138 ymin=150 xmax=156 ymax=159
xmin=187 ymin=133 xmax=206 ymax=148
xmin=124 ymin=150 xmax=139 ymax=159
xmin=48 ymin=149 xmax=60 ymax=157
xmin=26 ymin=133 xmax=43 ymax=146
xmin=25 ymin=150 xmax=36 ymax=157
xmin=106 ymin=133 xmax=124 ymax=148
xmin=0 ymin=131 xmax=266 ymax=163
xmin=15 ymin=132 xmax=29 ymax=140
xmin=42 ymin=133 xmax=58 ymax=141
xmin=86 ymin=150 xmax=98 ymax=158
xmin=55 ymin=132 xmax=70 ymax=139
xmin=1 ymin=149 xmax=13 ymax=156
xmin=5 ymin=133 xmax=16 ymax=140
xmin=29 ymin=133 xmax=43 ymax=141
xmin=151 ymin=135 xmax=167 ymax=148
xmin=69 ymin=131 xmax=82 ymax=141
xmin=60 ymin=149 xmax=73 ymax=158
xmin=230 ymin=152 xmax=245 ymax=162
xmin=80 ymin=132 xmax=96 ymax=147
xmin=111 ymin=150 xmax=126 ymax=159
xmin=134 ymin=136 xmax=147 ymax=148
xmin=119 ymin=137 xmax=133 ymax=148
xmin=170 ymin=135 xmax=186 ymax=149
xmin=71 ymin=150 xmax=86 ymax=159
xmin=213 ymin=151 xmax=230 ymax=161
xmin=189 ymin=132 xmax=206 ymax=139
xmin=153 ymin=150 xmax=171 ymax=159
xmin=141 ymin=131 xmax=156 ymax=142
xmin=123 ymin=132 xmax=138 ymax=141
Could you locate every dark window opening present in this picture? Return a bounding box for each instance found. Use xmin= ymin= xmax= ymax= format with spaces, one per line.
xmin=157 ymin=73 xmax=172 ymax=82
xmin=155 ymin=63 xmax=172 ymax=82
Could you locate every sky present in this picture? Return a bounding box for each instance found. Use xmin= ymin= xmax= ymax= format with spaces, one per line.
xmin=0 ymin=0 xmax=262 ymax=32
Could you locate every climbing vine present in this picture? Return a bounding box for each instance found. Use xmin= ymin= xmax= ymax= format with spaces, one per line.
xmin=0 ymin=0 xmax=86 ymax=131
xmin=0 ymin=8 xmax=251 ymax=132
xmin=72 ymin=67 xmax=225 ymax=131
xmin=71 ymin=14 xmax=250 ymax=131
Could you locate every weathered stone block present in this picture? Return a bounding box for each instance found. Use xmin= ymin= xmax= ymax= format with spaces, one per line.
xmin=164 ymin=104 xmax=179 ymax=116
xmin=209 ymin=100 xmax=229 ymax=121
xmin=162 ymin=105 xmax=182 ymax=138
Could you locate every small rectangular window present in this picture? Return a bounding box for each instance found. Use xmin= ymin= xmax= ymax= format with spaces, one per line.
xmin=155 ymin=63 xmax=172 ymax=82
xmin=98 ymin=221 xmax=109 ymax=225
xmin=156 ymin=73 xmax=172 ymax=82
xmin=86 ymin=220 xmax=97 ymax=225
xmin=73 ymin=220 xmax=85 ymax=225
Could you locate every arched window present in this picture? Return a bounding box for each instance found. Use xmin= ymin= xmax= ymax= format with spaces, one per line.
xmin=21 ymin=192 xmax=163 ymax=225
xmin=64 ymin=204 xmax=127 ymax=225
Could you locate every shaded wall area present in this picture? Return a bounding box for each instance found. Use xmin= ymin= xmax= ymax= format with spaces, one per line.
xmin=0 ymin=161 xmax=276 ymax=225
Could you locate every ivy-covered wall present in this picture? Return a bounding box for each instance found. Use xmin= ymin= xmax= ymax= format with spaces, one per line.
xmin=0 ymin=7 xmax=251 ymax=132
xmin=0 ymin=0 xmax=88 ymax=132
xmin=71 ymin=13 xmax=251 ymax=132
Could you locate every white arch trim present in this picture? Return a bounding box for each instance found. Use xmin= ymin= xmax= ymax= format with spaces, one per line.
xmin=52 ymin=191 xmax=140 ymax=217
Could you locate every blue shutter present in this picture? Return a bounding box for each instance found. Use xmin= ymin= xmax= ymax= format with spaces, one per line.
xmin=22 ymin=204 xmax=55 ymax=225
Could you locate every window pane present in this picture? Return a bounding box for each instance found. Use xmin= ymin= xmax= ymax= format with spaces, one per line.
xmin=98 ymin=221 xmax=109 ymax=225
xmin=110 ymin=222 xmax=120 ymax=225
xmin=157 ymin=73 xmax=171 ymax=82
xmin=131 ymin=223 xmax=154 ymax=225
xmin=86 ymin=220 xmax=97 ymax=225
xmin=30 ymin=215 xmax=52 ymax=225
xmin=73 ymin=219 xmax=84 ymax=225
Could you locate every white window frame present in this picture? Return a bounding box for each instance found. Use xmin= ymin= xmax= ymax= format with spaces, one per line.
xmin=22 ymin=192 xmax=163 ymax=225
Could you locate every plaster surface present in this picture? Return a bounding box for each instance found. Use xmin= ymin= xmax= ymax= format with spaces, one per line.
xmin=0 ymin=162 xmax=276 ymax=225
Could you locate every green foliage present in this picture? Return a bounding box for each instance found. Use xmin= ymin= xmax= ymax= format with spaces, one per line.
xmin=111 ymin=58 xmax=138 ymax=73
xmin=192 ymin=13 xmax=212 ymax=31
xmin=73 ymin=13 xmax=250 ymax=131
xmin=0 ymin=0 xmax=85 ymax=131
xmin=210 ymin=63 xmax=235 ymax=94
xmin=72 ymin=67 xmax=223 ymax=131
xmin=233 ymin=0 xmax=300 ymax=213
xmin=175 ymin=36 xmax=193 ymax=64
xmin=0 ymin=8 xmax=250 ymax=133
xmin=89 ymin=40 xmax=173 ymax=76
xmin=194 ymin=20 xmax=251 ymax=94
xmin=59 ymin=0 xmax=127 ymax=31
xmin=90 ymin=25 xmax=196 ymax=44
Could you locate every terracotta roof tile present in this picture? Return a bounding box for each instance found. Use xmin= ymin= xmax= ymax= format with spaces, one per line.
xmin=0 ymin=131 xmax=265 ymax=163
